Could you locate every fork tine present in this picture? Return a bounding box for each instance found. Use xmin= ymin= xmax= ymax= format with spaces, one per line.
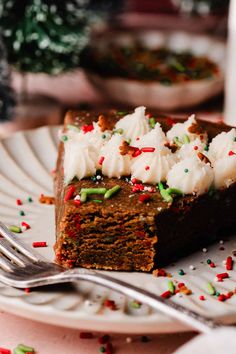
xmin=0 ymin=255 xmax=15 ymax=272
xmin=0 ymin=239 xmax=27 ymax=267
xmin=0 ymin=221 xmax=40 ymax=262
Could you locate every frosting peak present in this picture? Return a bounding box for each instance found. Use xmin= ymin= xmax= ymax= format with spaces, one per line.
xmin=167 ymin=156 xmax=214 ymax=195
xmin=131 ymin=146 xmax=176 ymax=184
xmin=115 ymin=106 xmax=150 ymax=144
xmin=99 ymin=135 xmax=131 ymax=178
xmin=208 ymin=128 xmax=236 ymax=163
xmin=133 ymin=122 xmax=167 ymax=148
xmin=167 ymin=114 xmax=207 ymax=145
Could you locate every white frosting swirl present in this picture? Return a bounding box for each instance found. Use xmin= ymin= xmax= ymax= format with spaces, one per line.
xmin=64 ymin=137 xmax=97 ymax=183
xmin=214 ymin=154 xmax=236 ymax=189
xmin=133 ymin=122 xmax=167 ymax=148
xmin=131 ymin=146 xmax=176 ymax=184
xmin=167 ymin=156 xmax=214 ymax=195
xmin=167 ymin=114 xmax=207 ymax=144
xmin=208 ymin=128 xmax=236 ymax=163
xmin=176 ymin=138 xmax=206 ymax=161
xmin=115 ymin=106 xmax=150 ymax=144
xmin=100 ymin=135 xmax=131 ymax=178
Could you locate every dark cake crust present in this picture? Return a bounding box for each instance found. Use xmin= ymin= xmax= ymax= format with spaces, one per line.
xmin=54 ymin=111 xmax=236 ymax=270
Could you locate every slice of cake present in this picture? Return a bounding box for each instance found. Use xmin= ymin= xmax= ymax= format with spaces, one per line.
xmin=54 ymin=107 xmax=236 ymax=270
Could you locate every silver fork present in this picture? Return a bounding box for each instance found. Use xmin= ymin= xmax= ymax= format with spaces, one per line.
xmin=0 ymin=221 xmax=224 ymax=334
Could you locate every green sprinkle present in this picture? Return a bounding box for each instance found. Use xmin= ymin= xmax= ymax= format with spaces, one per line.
xmin=104 ymin=185 xmax=121 ymax=199
xmin=158 ymin=183 xmax=173 ymax=203
xmin=173 ymin=137 xmax=182 ymax=147
xmin=114 ymin=128 xmax=124 ymax=135
xmin=9 ymin=225 xmax=21 ymax=233
xmin=166 ymin=188 xmax=183 ymax=196
xmin=67 ymin=124 xmax=80 ymax=132
xmin=92 ymin=199 xmax=103 ymax=203
xmin=80 ymin=192 xmax=87 ymax=203
xmin=27 ymin=197 xmax=33 ymax=202
xmin=168 ymin=280 xmax=175 ymax=294
xmin=117 ymin=111 xmax=128 ymax=116
xmin=184 ymin=168 xmax=189 ymax=173
xmin=91 ymin=176 xmax=97 ymax=182
xmin=178 ymin=269 xmax=185 ymax=276
xmin=16 ymin=344 xmax=34 ymax=353
xmin=215 ymin=291 xmax=220 ymax=297
xmin=13 ymin=348 xmax=25 ymax=354
xmin=80 ymin=188 xmax=107 ymax=195
xmin=19 ymin=210 xmax=25 ymax=216
xmin=206 ymin=259 xmax=211 ymax=264
xmin=204 ymin=145 xmax=209 ymax=151
xmin=182 ymin=134 xmax=190 ymax=144
xmin=102 ymin=134 xmax=106 ymax=139
xmin=207 ymin=282 xmax=216 ymax=296
xmin=234 ymin=137 xmax=236 ymax=142
xmin=100 ymin=346 xmax=106 ymax=353
xmin=149 ymin=117 xmax=156 ymax=129
xmin=60 ymin=135 xmax=68 ymax=142
xmin=130 ymin=300 xmax=142 ymax=309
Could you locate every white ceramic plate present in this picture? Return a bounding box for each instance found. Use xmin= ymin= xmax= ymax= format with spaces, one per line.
xmin=86 ymin=31 xmax=225 ymax=110
xmin=0 ymin=126 xmax=236 ymax=334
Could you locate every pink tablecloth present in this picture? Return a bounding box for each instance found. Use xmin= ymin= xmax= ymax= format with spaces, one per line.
xmin=0 ymin=311 xmax=196 ymax=354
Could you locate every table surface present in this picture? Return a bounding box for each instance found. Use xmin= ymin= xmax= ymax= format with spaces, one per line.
xmin=0 ymin=311 xmax=196 ymax=354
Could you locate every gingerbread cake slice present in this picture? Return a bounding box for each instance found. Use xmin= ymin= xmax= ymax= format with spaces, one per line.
xmin=54 ymin=108 xmax=236 ymax=270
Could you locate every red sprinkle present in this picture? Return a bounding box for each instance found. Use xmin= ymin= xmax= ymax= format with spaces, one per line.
xmin=16 ymin=199 xmax=22 ymax=206
xmin=210 ymin=262 xmax=215 ymax=268
xmin=178 ymin=283 xmax=185 ymax=289
xmin=99 ymin=156 xmax=105 ymax=165
xmin=145 ymin=166 xmax=150 ymax=171
xmin=141 ymin=147 xmax=156 ymax=153
xmin=106 ymin=342 xmax=113 ymax=354
xmin=218 ymin=294 xmax=226 ymax=302
xmin=226 ymin=256 xmax=233 ymax=270
xmin=161 ymin=290 xmax=172 ymax=298
xmin=64 ymin=185 xmax=76 ymax=202
xmin=32 ymin=242 xmax=47 ymax=248
xmin=81 ymin=124 xmax=94 ymax=134
xmin=24 ymin=288 xmax=31 ymax=293
xmin=217 ymin=272 xmax=229 ymax=281
xmin=131 ymin=178 xmax=138 ymax=184
xmin=0 ymin=348 xmax=11 ymax=354
xmin=167 ymin=118 xmax=176 ymax=127
xmin=79 ymin=332 xmax=93 ymax=339
xmin=226 ymin=291 xmax=233 ymax=299
xmin=228 ymin=150 xmax=235 ymax=156
xmin=74 ymin=199 xmax=81 ymax=206
xmin=199 ymin=295 xmax=205 ymax=301
xmin=104 ymin=299 xmax=117 ymax=310
xmin=21 ymin=221 xmax=30 ymax=229
xmin=132 ymin=149 xmax=142 ymax=157
xmin=139 ymin=194 xmax=151 ymax=203
xmin=194 ymin=146 xmax=198 ymax=150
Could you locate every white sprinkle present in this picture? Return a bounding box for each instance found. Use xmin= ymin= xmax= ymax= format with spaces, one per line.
xmin=74 ymin=195 xmax=80 ymax=201
xmin=202 ymin=248 xmax=208 ymax=253
xmin=126 ymin=337 xmax=132 ymax=343
xmin=157 ymin=207 xmax=163 ymax=211
xmin=96 ymin=175 xmax=101 ymax=180
xmin=189 ymin=265 xmax=195 ymax=270
xmin=219 ymin=240 xmax=224 ymax=245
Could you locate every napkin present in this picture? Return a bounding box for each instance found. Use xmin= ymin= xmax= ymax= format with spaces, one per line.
xmin=174 ymin=328 xmax=236 ymax=354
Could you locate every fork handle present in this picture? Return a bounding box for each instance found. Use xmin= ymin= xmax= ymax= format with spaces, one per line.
xmin=55 ymin=269 xmax=222 ymax=334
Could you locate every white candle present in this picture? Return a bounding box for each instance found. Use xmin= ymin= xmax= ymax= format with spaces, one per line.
xmin=224 ymin=0 xmax=236 ymax=126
